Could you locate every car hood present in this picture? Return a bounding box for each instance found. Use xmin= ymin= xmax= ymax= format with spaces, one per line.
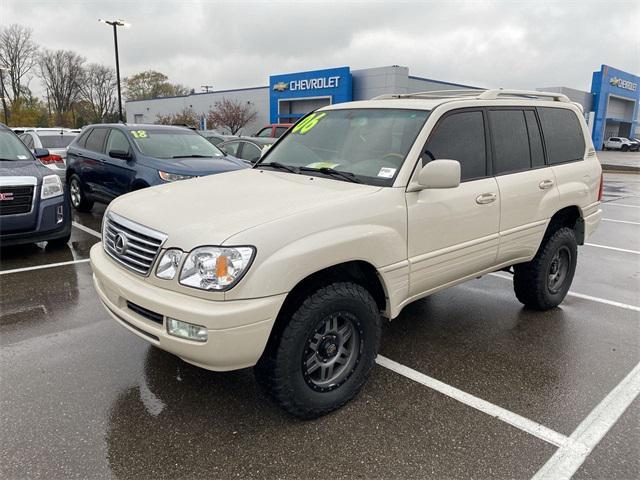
xmin=108 ymin=168 xmax=382 ymax=249
xmin=0 ymin=160 xmax=46 ymax=179
xmin=147 ymin=155 xmax=247 ymax=175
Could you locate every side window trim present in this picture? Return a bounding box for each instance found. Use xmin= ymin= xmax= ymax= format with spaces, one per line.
xmin=420 ymin=107 xmax=490 ymax=183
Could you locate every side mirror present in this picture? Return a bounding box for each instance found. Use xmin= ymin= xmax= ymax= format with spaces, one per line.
xmin=109 ymin=149 xmax=132 ymax=160
xmin=33 ymin=148 xmax=50 ymax=158
xmin=416 ymin=159 xmax=461 ymax=189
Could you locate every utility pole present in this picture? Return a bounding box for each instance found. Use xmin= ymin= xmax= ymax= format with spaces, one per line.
xmin=99 ymin=19 xmax=129 ymax=122
xmin=0 ymin=68 xmax=9 ymax=124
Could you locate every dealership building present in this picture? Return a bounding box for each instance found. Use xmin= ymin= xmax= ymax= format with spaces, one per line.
xmin=125 ymin=64 xmax=639 ymax=149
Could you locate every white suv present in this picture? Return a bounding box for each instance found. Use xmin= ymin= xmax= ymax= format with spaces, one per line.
xmin=90 ymin=89 xmax=603 ymax=418
xmin=603 ymin=137 xmax=635 ymax=151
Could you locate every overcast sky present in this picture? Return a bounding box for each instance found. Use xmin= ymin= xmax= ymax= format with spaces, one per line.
xmin=2 ymin=0 xmax=638 ymax=97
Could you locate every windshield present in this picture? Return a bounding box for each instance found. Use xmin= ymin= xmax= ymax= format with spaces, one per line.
xmin=128 ymin=129 xmax=225 ymax=159
xmin=259 ymin=108 xmax=430 ymax=186
xmin=0 ymin=129 xmax=34 ymax=161
xmin=39 ymin=134 xmax=77 ymax=149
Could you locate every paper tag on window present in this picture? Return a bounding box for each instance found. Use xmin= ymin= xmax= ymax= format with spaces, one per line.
xmin=377 ymin=167 xmax=396 ymax=178
xmin=17 ymin=155 xmax=28 ymax=159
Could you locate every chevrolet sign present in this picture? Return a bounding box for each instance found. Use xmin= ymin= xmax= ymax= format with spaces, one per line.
xmin=609 ymin=77 xmax=637 ymax=92
xmin=273 ymin=76 xmax=341 ymax=93
xmin=273 ymin=82 xmax=288 ymax=92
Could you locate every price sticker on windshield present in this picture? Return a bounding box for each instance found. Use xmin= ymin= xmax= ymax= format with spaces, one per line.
xmin=130 ymin=130 xmax=148 ymax=139
xmin=292 ymin=112 xmax=326 ymax=135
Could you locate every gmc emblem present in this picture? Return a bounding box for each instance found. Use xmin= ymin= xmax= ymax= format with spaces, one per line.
xmin=0 ymin=192 xmax=14 ymax=201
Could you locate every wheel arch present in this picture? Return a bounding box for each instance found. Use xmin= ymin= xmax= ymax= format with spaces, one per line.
xmin=264 ymin=260 xmax=388 ymax=350
xmin=546 ymin=205 xmax=584 ymax=245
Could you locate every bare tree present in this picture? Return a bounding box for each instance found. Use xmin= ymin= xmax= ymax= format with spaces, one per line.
xmin=0 ymin=24 xmax=39 ymax=105
xmin=207 ymin=98 xmax=257 ymax=135
xmin=155 ymin=107 xmax=199 ymax=127
xmin=38 ymin=49 xmax=85 ymax=125
xmin=80 ymin=63 xmax=117 ymax=123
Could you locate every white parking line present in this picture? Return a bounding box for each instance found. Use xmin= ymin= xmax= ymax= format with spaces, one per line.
xmin=72 ymin=221 xmax=101 ymax=239
xmin=602 ymin=218 xmax=640 ymax=226
xmin=489 ymin=273 xmax=640 ymax=312
xmin=376 ymin=355 xmax=569 ymax=447
xmin=532 ymin=362 xmax=640 ymax=480
xmin=0 ymin=259 xmax=90 ymax=275
xmin=584 ymin=243 xmax=640 ymax=255
xmin=603 ymin=203 xmax=640 ymax=209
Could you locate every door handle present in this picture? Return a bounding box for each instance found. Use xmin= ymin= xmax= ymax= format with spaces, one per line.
xmin=539 ymin=179 xmax=555 ymax=190
xmin=476 ymin=193 xmax=497 ymax=205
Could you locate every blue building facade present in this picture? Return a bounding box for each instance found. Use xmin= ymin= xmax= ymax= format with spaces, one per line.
xmin=269 ymin=67 xmax=352 ymax=123
xmin=590 ymin=65 xmax=639 ymax=149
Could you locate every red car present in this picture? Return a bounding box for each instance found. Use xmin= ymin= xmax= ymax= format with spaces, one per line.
xmin=254 ymin=123 xmax=292 ymax=138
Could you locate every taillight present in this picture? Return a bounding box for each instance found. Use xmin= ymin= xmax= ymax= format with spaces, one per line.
xmin=597 ymin=173 xmax=604 ymax=201
xmin=39 ymin=154 xmax=64 ymax=166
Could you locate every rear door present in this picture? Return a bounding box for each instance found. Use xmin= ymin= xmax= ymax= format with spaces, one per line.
xmin=80 ymin=127 xmax=110 ymax=199
xmin=407 ymin=108 xmax=501 ymax=296
xmin=491 ymin=108 xmax=559 ymax=264
xmin=102 ymin=128 xmax=137 ymax=199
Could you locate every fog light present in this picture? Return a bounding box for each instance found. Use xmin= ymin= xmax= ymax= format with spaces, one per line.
xmin=56 ymin=205 xmax=64 ymax=224
xmin=166 ymin=318 xmax=208 ymax=342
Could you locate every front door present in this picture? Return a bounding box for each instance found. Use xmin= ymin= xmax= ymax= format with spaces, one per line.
xmin=407 ymin=109 xmax=501 ymax=296
xmin=103 ymin=129 xmax=137 ymax=199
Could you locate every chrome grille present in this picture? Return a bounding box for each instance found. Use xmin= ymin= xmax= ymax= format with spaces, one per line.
xmin=103 ymin=212 xmax=167 ymax=276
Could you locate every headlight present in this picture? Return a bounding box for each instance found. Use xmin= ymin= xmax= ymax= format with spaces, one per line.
xmin=41 ymin=174 xmax=63 ymax=199
xmin=179 ymin=246 xmax=255 ymax=291
xmin=156 ymin=249 xmax=184 ymax=280
xmin=158 ymin=171 xmax=194 ymax=182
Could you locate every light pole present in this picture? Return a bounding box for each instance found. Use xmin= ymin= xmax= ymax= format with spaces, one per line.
xmin=99 ymin=19 xmax=129 ymax=122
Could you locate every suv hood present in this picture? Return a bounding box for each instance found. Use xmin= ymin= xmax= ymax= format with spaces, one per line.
xmin=0 ymin=160 xmax=46 ymax=179
xmin=108 ymin=168 xmax=381 ymax=249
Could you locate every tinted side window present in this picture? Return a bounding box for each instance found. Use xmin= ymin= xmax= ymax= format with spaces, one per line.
xmin=524 ymin=111 xmax=545 ymax=168
xmin=274 ymin=127 xmax=288 ymax=137
xmin=221 ymin=141 xmax=240 ymax=156
xmin=255 ymin=128 xmax=271 ymax=138
xmin=84 ymin=128 xmax=108 ymax=153
xmin=538 ymin=107 xmax=585 ymax=164
xmin=489 ymin=109 xmax=530 ymax=175
xmin=424 ymin=110 xmax=486 ymax=181
xmin=240 ymin=143 xmax=261 ymax=163
xmin=106 ymin=129 xmax=131 ymax=153
xmin=75 ymin=129 xmax=90 ymax=148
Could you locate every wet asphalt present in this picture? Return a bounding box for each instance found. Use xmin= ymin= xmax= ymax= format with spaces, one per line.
xmin=1 ymin=174 xmax=638 ymax=479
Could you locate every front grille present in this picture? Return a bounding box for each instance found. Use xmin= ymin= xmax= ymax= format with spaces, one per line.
xmin=0 ymin=185 xmax=34 ymax=216
xmin=103 ymin=212 xmax=167 ymax=276
xmin=127 ymin=301 xmax=163 ymax=325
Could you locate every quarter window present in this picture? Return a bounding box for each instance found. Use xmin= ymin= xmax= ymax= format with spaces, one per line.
xmin=240 ymin=142 xmax=261 ymax=163
xmin=538 ymin=107 xmax=585 ymax=164
xmin=489 ymin=109 xmax=530 ymax=175
xmin=424 ymin=110 xmax=487 ymax=181
xmin=84 ymin=128 xmax=108 ymax=153
xmin=221 ymin=141 xmax=241 ymax=156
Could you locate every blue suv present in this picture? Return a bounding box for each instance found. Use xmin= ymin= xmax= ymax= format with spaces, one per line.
xmin=65 ymin=124 xmax=247 ymax=211
xmin=0 ymin=123 xmax=71 ymax=247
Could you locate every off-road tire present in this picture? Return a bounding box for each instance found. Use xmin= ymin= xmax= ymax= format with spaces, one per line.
xmin=513 ymin=227 xmax=577 ymax=310
xmin=69 ymin=175 xmax=93 ymax=212
xmin=255 ymin=282 xmax=381 ymax=419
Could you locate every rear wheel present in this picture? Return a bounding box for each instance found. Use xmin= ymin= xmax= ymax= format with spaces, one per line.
xmin=513 ymin=227 xmax=577 ymax=310
xmin=255 ymin=282 xmax=381 ymax=419
xmin=69 ymin=175 xmax=93 ymax=212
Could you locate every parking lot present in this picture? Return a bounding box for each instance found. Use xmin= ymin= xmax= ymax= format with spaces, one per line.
xmin=0 ymin=172 xmax=638 ymax=479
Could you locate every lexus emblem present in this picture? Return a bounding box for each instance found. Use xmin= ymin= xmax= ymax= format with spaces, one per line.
xmin=113 ymin=233 xmax=128 ymax=256
xmin=0 ymin=192 xmax=14 ymax=201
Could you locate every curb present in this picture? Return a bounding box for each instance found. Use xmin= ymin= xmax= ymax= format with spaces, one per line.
xmin=601 ymin=164 xmax=640 ymax=174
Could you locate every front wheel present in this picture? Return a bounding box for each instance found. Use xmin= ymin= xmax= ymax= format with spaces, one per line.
xmin=621 ymin=145 xmax=629 ymax=152
xmin=255 ymin=282 xmax=381 ymax=419
xmin=69 ymin=175 xmax=94 ymax=212
xmin=513 ymin=227 xmax=578 ymax=310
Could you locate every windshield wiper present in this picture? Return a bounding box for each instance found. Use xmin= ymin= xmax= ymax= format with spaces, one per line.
xmin=258 ymin=162 xmax=300 ymax=174
xmin=171 ymin=154 xmax=212 ymax=158
xmin=300 ymin=166 xmax=361 ymax=184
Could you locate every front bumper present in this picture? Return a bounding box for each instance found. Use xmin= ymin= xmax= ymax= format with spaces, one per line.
xmin=90 ymin=244 xmax=287 ymax=371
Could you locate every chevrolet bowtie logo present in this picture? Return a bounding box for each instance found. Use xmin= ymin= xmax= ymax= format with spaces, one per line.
xmin=273 ymin=82 xmax=289 ymax=92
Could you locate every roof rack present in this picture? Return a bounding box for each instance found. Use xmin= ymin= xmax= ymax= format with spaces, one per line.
xmin=373 ymin=88 xmax=570 ymax=103
xmin=372 ymin=89 xmax=484 ymax=100
xmin=477 ymin=89 xmax=570 ymax=102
